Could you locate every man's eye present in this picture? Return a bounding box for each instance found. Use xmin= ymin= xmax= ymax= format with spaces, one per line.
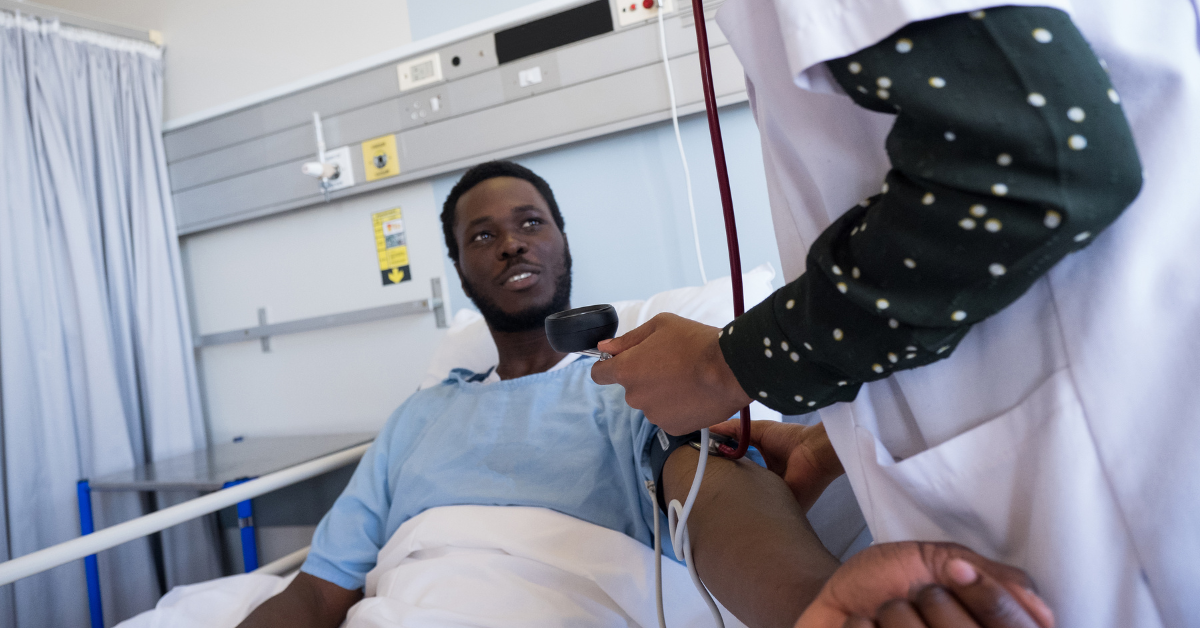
xmin=471 ymin=232 xmax=492 ymax=242
xmin=522 ymin=218 xmax=542 ymax=228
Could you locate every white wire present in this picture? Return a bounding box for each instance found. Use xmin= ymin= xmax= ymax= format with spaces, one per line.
xmin=655 ymin=428 xmax=725 ymax=628
xmin=657 ymin=0 xmax=708 ymax=285
xmin=655 ymin=497 xmax=667 ymax=628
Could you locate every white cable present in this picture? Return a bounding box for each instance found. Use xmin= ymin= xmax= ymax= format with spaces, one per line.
xmin=655 ymin=497 xmax=667 ymax=628
xmin=655 ymin=428 xmax=725 ymax=628
xmin=657 ymin=1 xmax=708 ymax=285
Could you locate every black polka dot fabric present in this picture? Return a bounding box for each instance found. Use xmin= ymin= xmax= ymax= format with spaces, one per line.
xmin=720 ymin=7 xmax=1142 ymax=416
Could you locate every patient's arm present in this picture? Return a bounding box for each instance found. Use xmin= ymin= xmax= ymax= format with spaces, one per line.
xmin=662 ymin=445 xmax=841 ymax=628
xmin=235 ymin=572 xmax=362 ymax=628
xmin=663 ymin=434 xmax=1055 ymax=628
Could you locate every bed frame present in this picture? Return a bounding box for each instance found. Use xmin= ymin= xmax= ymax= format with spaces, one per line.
xmin=0 ymin=443 xmax=370 ymax=628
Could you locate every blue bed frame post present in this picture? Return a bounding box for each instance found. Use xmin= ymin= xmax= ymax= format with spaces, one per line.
xmin=76 ymin=480 xmax=105 ymax=628
xmin=223 ymin=479 xmax=259 ymax=571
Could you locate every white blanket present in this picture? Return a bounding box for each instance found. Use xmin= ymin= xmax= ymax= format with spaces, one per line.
xmin=118 ymin=505 xmax=747 ymax=628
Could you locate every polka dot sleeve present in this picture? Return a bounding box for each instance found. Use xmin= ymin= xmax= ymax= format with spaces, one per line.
xmin=719 ymin=6 xmax=1142 ymax=416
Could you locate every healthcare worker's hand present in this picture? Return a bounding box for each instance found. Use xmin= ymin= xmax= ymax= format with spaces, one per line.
xmin=794 ymin=542 xmax=1055 ymax=628
xmin=709 ymin=419 xmax=843 ymax=512
xmin=591 ymin=313 xmax=751 ymax=435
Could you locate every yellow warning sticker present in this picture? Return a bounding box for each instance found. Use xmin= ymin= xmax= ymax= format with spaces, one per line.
xmin=362 ymin=134 xmax=400 ymax=182
xmin=372 ymin=207 xmax=411 ymax=285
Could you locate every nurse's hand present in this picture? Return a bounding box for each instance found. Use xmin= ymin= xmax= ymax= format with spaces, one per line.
xmin=591 ymin=313 xmax=751 ymax=435
xmin=709 ymin=419 xmax=843 ymax=512
xmin=841 ymin=581 xmax=1039 ymax=628
xmin=795 ymin=542 xmax=1054 ymax=628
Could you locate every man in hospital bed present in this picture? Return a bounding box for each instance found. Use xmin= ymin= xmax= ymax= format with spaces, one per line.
xmin=232 ymin=161 xmax=1051 ymax=628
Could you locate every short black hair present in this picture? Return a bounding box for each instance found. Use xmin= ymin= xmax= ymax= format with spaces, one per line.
xmin=440 ymin=160 xmax=565 ymax=262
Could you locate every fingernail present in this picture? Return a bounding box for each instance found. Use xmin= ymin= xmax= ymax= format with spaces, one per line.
xmin=1020 ymin=588 xmax=1055 ymax=627
xmin=947 ymin=559 xmax=978 ymax=586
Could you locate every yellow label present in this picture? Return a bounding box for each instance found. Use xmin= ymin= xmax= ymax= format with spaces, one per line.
xmin=372 ymin=207 xmax=411 ymax=285
xmin=362 ymin=134 xmax=400 ymax=182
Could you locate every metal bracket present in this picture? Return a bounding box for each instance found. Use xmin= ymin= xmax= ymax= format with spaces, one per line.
xmin=431 ymin=277 xmax=448 ymax=329
xmin=257 ymin=308 xmax=271 ymax=353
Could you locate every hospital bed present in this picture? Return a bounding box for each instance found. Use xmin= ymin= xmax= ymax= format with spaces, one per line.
xmin=0 ymin=266 xmax=818 ymax=628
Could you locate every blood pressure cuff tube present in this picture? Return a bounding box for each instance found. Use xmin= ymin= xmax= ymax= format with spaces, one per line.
xmin=648 ymin=429 xmax=702 ymax=514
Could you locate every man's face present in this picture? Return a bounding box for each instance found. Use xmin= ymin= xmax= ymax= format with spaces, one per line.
xmin=453 ymin=176 xmax=571 ymax=332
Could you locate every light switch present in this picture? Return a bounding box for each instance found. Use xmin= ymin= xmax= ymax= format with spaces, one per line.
xmin=518 ymin=66 xmax=543 ymax=88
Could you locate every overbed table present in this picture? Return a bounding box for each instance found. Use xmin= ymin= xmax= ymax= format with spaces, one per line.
xmin=77 ymin=433 xmax=375 ymax=628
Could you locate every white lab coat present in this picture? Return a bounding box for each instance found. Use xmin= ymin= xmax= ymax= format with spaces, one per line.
xmin=716 ymin=1 xmax=1200 ymax=626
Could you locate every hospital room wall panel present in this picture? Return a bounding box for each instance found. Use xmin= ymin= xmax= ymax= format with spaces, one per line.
xmin=183 ymin=181 xmax=443 ymax=336
xmin=165 ymin=63 xmax=405 ymax=164
xmin=167 ymin=124 xmax=315 ymax=192
xmin=163 ymin=0 xmax=749 ymax=234
xmin=398 ymin=45 xmax=742 ymax=173
xmin=167 ymin=95 xmax=406 ymax=195
xmin=445 ymin=68 xmax=507 ymax=116
xmin=165 ymin=2 xmax=723 ymax=187
xmin=172 ymin=159 xmax=330 ymax=241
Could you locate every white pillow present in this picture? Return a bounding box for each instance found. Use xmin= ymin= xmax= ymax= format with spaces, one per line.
xmin=418 ymin=263 xmax=782 ymax=421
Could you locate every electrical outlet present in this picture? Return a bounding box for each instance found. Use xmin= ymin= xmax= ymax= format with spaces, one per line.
xmin=321 ymin=146 xmax=355 ymax=192
xmin=397 ymin=52 xmax=444 ymax=92
xmin=616 ymin=0 xmax=674 ymax=27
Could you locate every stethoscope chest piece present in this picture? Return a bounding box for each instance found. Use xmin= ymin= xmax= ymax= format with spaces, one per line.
xmin=545 ymin=304 xmax=619 ymax=359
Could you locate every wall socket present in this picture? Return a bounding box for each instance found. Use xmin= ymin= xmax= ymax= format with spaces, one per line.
xmin=616 ymin=0 xmax=674 ymax=27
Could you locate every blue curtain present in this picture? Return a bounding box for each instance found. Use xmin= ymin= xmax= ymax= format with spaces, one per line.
xmin=0 ymin=13 xmax=215 ymax=627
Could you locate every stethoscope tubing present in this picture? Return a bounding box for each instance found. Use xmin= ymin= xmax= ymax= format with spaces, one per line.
xmin=688 ymin=0 xmax=751 ymax=459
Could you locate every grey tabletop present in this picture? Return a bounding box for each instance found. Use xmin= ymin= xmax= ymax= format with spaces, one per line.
xmin=88 ymin=433 xmax=376 ymax=492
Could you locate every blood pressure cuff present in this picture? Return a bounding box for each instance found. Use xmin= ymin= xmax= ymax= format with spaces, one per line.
xmin=648 ymin=429 xmax=702 ymax=514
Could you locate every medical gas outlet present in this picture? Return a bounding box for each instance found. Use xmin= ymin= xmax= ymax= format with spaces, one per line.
xmin=616 ymin=0 xmax=673 ymax=26
xmin=301 ymin=146 xmax=355 ymax=193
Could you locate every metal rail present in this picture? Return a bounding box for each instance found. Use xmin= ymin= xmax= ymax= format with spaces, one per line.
xmin=252 ymin=545 xmax=311 ymax=576
xmin=195 ymin=277 xmax=448 ymax=348
xmin=0 ymin=443 xmax=371 ymax=586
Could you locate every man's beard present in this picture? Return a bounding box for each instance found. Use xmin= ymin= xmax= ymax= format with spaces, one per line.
xmin=462 ymin=248 xmax=572 ymax=333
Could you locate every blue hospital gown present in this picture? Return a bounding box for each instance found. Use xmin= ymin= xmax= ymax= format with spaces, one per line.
xmin=301 ymin=358 xmax=663 ymax=591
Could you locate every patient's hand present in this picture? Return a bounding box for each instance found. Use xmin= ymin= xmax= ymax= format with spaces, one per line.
xmin=591 ymin=313 xmax=751 ymax=435
xmin=236 ymin=572 xmax=361 ymax=628
xmin=709 ymin=420 xmax=843 ymax=512
xmin=795 ymin=542 xmax=1055 ymax=628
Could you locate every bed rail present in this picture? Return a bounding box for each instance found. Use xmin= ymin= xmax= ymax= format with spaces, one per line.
xmin=0 ymin=443 xmax=369 ymax=586
xmin=252 ymin=545 xmax=310 ymax=576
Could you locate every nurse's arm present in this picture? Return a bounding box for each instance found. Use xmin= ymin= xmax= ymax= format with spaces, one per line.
xmin=715 ymin=6 xmax=1143 ymax=420
xmin=235 ymin=572 xmax=361 ymax=628
xmin=597 ymin=6 xmax=1143 ymax=435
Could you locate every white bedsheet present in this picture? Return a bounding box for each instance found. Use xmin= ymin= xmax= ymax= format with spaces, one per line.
xmin=118 ymin=505 xmax=747 ymax=628
xmin=117 ymin=572 xmax=295 ymax=628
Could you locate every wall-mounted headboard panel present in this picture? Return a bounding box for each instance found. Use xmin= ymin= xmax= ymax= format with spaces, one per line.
xmin=164 ymin=0 xmax=742 ymax=235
